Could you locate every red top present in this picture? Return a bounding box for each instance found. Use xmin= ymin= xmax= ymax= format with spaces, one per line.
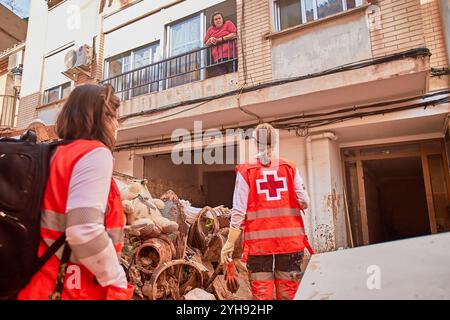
xmin=204 ymin=20 xmax=238 ymax=63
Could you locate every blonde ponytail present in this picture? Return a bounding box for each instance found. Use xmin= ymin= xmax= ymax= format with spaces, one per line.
xmin=254 ymin=123 xmax=277 ymax=167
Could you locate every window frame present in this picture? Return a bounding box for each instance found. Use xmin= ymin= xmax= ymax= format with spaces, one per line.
xmin=104 ymin=41 xmax=161 ymax=80
xmin=273 ymin=0 xmax=364 ymax=32
xmin=43 ymin=82 xmax=71 ymax=105
xmin=104 ymin=42 xmax=161 ymax=100
xmin=165 ymin=12 xmax=206 ymax=86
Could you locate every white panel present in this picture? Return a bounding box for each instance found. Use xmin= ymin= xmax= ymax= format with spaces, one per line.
xmin=21 ymin=0 xmax=49 ymax=96
xmin=42 ymin=46 xmax=74 ymax=90
xmin=104 ymin=11 xmax=163 ymax=59
xmin=296 ymin=232 xmax=450 ymax=299
xmin=46 ymin=0 xmax=99 ymax=53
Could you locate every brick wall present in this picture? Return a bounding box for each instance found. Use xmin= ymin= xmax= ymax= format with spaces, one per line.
xmin=420 ymin=0 xmax=448 ymax=68
xmin=370 ymin=0 xmax=426 ymax=57
xmin=371 ymin=0 xmax=448 ymax=68
xmin=16 ymin=92 xmax=40 ymax=129
xmin=95 ymin=31 xmax=105 ymax=81
xmin=236 ymin=0 xmax=272 ymax=86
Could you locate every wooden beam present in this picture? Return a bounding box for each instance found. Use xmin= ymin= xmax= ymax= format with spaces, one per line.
xmin=356 ymin=160 xmax=370 ymax=245
xmin=421 ymin=147 xmax=438 ymax=234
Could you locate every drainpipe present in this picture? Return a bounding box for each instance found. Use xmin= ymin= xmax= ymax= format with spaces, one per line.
xmin=305 ymin=132 xmax=338 ymax=251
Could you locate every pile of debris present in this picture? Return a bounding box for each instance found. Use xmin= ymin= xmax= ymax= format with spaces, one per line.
xmin=114 ymin=173 xmax=251 ymax=300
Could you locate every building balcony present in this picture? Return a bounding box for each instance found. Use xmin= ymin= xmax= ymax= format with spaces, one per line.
xmin=101 ymin=40 xmax=239 ymax=109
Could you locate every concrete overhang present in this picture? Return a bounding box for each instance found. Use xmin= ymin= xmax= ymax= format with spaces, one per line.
xmin=117 ymin=51 xmax=430 ymax=145
xmin=316 ymin=103 xmax=450 ymax=147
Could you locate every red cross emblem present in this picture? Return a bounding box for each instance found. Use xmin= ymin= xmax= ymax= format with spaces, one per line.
xmin=256 ymin=170 xmax=287 ymax=201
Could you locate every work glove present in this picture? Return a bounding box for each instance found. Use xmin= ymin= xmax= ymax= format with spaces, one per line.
xmin=220 ymin=226 xmax=241 ymax=264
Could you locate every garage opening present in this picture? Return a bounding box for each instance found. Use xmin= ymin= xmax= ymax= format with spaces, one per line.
xmin=144 ymin=151 xmax=236 ymax=208
xmin=362 ymin=157 xmax=429 ymax=244
xmin=343 ymin=140 xmax=450 ymax=247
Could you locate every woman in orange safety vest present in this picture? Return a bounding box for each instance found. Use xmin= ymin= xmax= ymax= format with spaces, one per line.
xmin=18 ymin=84 xmax=133 ymax=300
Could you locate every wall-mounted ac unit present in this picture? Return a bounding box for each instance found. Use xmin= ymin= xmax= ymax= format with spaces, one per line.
xmin=63 ymin=45 xmax=93 ymax=81
xmin=64 ymin=45 xmax=93 ymax=71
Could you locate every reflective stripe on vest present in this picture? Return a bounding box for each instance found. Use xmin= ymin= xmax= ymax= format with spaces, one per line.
xmin=249 ymin=272 xmax=274 ymax=281
xmin=41 ymin=210 xmax=66 ymax=232
xmin=246 ymin=208 xmax=299 ymax=221
xmin=41 ymin=209 xmax=123 ymax=246
xmin=245 ymin=227 xmax=305 ymax=241
xmin=107 ymin=228 xmax=124 ymax=246
xmin=42 ymin=238 xmax=80 ymax=264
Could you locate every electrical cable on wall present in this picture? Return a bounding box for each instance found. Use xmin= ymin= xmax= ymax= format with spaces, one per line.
xmin=115 ymin=88 xmax=450 ymax=152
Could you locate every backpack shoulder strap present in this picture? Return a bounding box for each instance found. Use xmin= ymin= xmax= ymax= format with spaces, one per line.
xmin=33 ymin=233 xmax=67 ymax=274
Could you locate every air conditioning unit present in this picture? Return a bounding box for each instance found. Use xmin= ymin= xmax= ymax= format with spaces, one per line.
xmin=8 ymin=51 xmax=23 ymax=71
xmin=64 ymin=45 xmax=93 ymax=71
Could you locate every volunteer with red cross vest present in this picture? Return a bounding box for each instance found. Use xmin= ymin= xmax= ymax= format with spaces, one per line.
xmin=18 ymin=84 xmax=133 ymax=300
xmin=221 ymin=123 xmax=310 ymax=300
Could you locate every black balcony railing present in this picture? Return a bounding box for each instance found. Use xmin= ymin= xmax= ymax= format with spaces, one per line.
xmin=0 ymin=95 xmax=17 ymax=129
xmin=101 ymin=39 xmax=238 ymax=101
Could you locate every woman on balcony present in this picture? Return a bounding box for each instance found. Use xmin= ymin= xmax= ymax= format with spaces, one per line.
xmin=204 ymin=11 xmax=238 ymax=77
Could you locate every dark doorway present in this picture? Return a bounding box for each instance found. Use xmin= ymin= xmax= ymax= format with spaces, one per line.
xmin=204 ymin=171 xmax=236 ymax=208
xmin=362 ymin=157 xmax=430 ymax=244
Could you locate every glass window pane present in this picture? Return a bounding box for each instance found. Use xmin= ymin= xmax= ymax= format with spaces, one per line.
xmin=170 ymin=15 xmax=202 ymax=56
xmin=61 ymin=82 xmax=71 ymax=99
xmin=45 ymin=87 xmax=60 ymax=104
xmin=346 ymin=0 xmax=356 ymax=9
xmin=316 ymin=0 xmax=343 ymax=19
xmin=304 ymin=0 xmax=314 ymax=22
xmin=169 ymin=15 xmax=202 ymax=87
xmin=131 ymin=44 xmax=161 ymax=97
xmin=123 ymin=55 xmax=131 ymax=73
xmin=153 ymin=45 xmax=161 ymax=63
xmin=108 ymin=57 xmax=124 ymax=78
xmin=133 ymin=47 xmax=151 ymax=69
xmin=278 ymin=0 xmax=302 ymax=30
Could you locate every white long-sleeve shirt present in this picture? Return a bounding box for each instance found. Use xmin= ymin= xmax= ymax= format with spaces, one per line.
xmin=230 ymin=168 xmax=310 ymax=228
xmin=64 ymin=147 xmax=127 ymax=289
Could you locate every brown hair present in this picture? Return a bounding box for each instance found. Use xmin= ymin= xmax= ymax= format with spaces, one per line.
xmin=56 ymin=83 xmax=120 ymax=150
xmin=210 ymin=11 xmax=225 ymax=27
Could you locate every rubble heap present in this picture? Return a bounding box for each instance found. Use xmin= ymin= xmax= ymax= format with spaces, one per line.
xmin=114 ymin=173 xmax=251 ymax=300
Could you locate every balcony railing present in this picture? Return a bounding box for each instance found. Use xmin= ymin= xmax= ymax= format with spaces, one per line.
xmin=0 ymin=95 xmax=17 ymax=129
xmin=101 ymin=39 xmax=238 ymax=101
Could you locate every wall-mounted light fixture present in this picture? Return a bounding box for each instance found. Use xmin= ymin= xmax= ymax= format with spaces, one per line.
xmin=10 ymin=64 xmax=23 ymax=97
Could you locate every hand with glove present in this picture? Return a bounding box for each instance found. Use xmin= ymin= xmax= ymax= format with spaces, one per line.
xmin=220 ymin=226 xmax=241 ymax=264
xmin=225 ymin=260 xmax=240 ymax=293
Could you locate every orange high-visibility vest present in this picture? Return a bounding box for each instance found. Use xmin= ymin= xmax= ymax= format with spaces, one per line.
xmin=237 ymin=158 xmax=306 ymax=256
xmin=18 ymin=140 xmax=126 ymax=300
